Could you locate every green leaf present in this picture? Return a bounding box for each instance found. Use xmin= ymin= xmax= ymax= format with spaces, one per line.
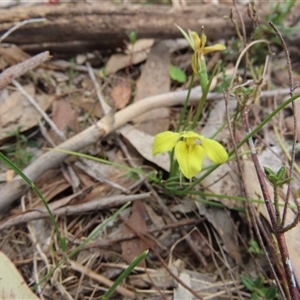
xmin=264 ymin=166 xmax=276 ymax=176
xmin=264 ymin=286 xmax=278 ymax=299
xmin=126 ymin=30 xmax=138 ymax=44
xmin=169 ymin=65 xmax=187 ymax=83
xmin=248 ymin=239 xmax=263 ymax=255
xmin=60 ymin=237 xmax=67 ymax=252
xmin=253 ymin=274 xmax=264 ymax=288
xmin=250 ymin=292 xmax=259 ymax=300
xmin=276 ymin=165 xmax=287 ymax=180
xmin=240 ymin=275 xmax=254 ymax=291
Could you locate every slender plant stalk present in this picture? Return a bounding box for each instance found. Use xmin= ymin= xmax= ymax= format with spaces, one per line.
xmin=268 ymin=21 xmax=298 ymax=230
xmin=244 ymin=111 xmax=299 ymax=300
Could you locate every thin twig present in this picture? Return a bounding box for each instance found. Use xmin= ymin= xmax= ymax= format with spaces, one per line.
xmin=232 ymin=0 xmax=249 ymax=80
xmin=80 ymin=218 xmax=203 ymax=250
xmin=12 ymin=79 xmax=66 ymax=140
xmin=0 ymin=18 xmax=46 ymax=43
xmin=86 ymin=61 xmax=111 ymax=115
xmin=0 ymin=51 xmax=51 ymax=90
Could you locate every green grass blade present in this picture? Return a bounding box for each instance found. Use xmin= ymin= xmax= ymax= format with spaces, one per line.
xmin=0 ymin=152 xmax=64 ymax=250
xmin=102 ymin=250 xmax=148 ymax=300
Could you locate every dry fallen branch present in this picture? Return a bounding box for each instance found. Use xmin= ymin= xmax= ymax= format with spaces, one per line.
xmin=0 ymin=87 xmax=291 ymax=216
xmin=0 ymin=51 xmax=50 ymax=89
xmin=0 ymin=3 xmax=274 ymax=54
xmin=0 ymin=193 xmax=151 ymax=230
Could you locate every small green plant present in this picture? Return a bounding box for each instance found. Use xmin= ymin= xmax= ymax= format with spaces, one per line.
xmin=169 ymin=65 xmax=187 ymax=83
xmin=3 ymin=126 xmax=35 ymax=168
xmin=67 ymin=58 xmax=79 ymax=83
xmin=126 ymin=30 xmax=138 ymax=45
xmin=248 ymin=240 xmax=264 ymax=255
xmin=241 ymin=274 xmax=278 ymax=300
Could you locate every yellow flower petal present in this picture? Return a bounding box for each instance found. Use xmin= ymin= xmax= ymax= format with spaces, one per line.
xmin=153 ymin=131 xmax=180 ymax=155
xmin=191 ymin=52 xmax=199 ymax=75
xmin=200 ymin=32 xmax=207 ymax=50
xmin=201 ymin=138 xmax=228 ymax=163
xmin=175 ymin=141 xmax=205 ymax=179
xmin=202 ymin=44 xmax=226 ymax=55
xmin=190 ymin=31 xmax=201 ymax=51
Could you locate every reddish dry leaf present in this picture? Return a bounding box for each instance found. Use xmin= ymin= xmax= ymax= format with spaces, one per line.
xmin=121 ymin=201 xmax=150 ymax=267
xmin=110 ymin=80 xmax=132 ymax=109
xmin=71 ymin=96 xmax=103 ymax=119
xmin=28 ymin=168 xmax=70 ymax=205
xmin=52 ymin=97 xmax=78 ymax=132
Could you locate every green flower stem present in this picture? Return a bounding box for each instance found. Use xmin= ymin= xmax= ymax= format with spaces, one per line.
xmin=176 ymin=73 xmax=195 ymax=132
xmin=191 ymin=61 xmax=220 ymax=130
xmin=198 ymin=55 xmax=208 ymax=93
xmin=191 ymin=56 xmax=208 ymax=129
xmin=169 ymin=149 xmax=179 ymax=178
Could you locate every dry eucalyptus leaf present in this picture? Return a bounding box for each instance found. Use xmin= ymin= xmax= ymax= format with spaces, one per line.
xmin=52 ymin=98 xmax=77 ymax=132
xmin=118 ymin=124 xmax=170 ymax=172
xmin=105 ymin=39 xmax=154 ymax=74
xmin=120 ymin=201 xmax=149 ymax=267
xmin=125 ymin=39 xmax=155 ymax=54
xmin=0 ymin=251 xmax=39 ymax=299
xmin=110 ymin=80 xmax=132 ymax=109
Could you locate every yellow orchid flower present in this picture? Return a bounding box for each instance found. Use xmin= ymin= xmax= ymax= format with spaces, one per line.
xmin=176 ymin=25 xmax=226 ymax=75
xmin=153 ymin=131 xmax=228 ymax=179
xmin=190 ymin=31 xmax=226 ymax=75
